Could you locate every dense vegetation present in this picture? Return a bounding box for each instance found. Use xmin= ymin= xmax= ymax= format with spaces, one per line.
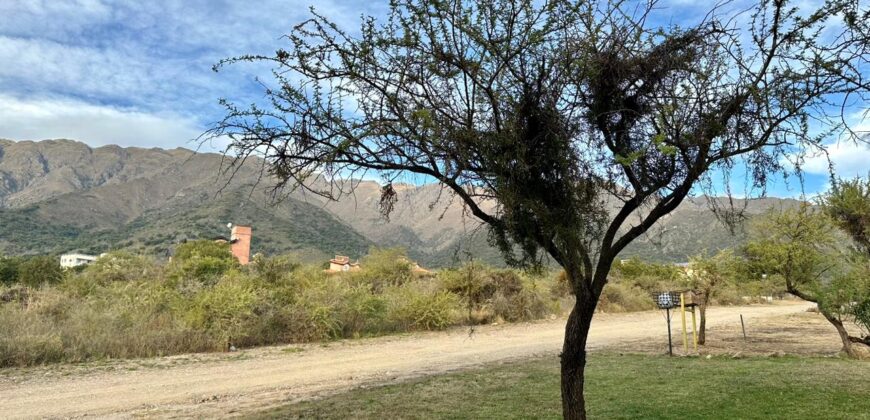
xmin=0 ymin=244 xmax=562 ymax=367
xmin=0 ymin=243 xmax=778 ymax=368
xmin=0 ymin=189 xmax=373 ymax=262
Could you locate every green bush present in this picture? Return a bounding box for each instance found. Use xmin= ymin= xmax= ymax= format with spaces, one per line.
xmin=18 ymin=256 xmax=64 ymax=287
xmin=597 ymin=282 xmax=656 ymax=312
xmin=354 ymin=247 xmax=414 ymax=291
xmin=185 ymin=273 xmax=259 ymax=343
xmin=385 ymin=285 xmax=459 ymax=330
xmin=442 ymin=264 xmax=555 ymax=323
xmin=250 ymin=253 xmax=300 ymax=283
xmin=0 ymin=255 xmax=22 ymax=285
xmin=83 ymin=251 xmax=160 ymax=283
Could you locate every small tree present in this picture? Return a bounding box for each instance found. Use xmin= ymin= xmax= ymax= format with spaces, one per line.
xmin=746 ymin=205 xmax=870 ymax=358
xmin=0 ymin=255 xmax=22 ymax=286
xmin=686 ymin=249 xmax=740 ymax=345
xmin=208 ymin=1 xmax=870 ymax=417
xmin=170 ymin=240 xmax=239 ymax=283
xmin=17 ymin=256 xmax=64 ymax=287
xmin=822 ymin=176 xmax=870 ymax=347
xmin=357 ymin=247 xmax=414 ymax=290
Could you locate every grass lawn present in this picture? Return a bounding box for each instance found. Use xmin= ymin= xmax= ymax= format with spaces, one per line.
xmin=252 ymin=353 xmax=870 ymax=419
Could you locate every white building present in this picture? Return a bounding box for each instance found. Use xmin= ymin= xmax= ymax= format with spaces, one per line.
xmin=60 ymin=253 xmax=98 ymax=268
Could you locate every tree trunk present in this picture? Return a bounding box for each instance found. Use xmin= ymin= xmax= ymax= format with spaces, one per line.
xmin=561 ymin=294 xmax=597 ymax=420
xmin=698 ymin=293 xmax=708 ymax=345
xmin=821 ymin=311 xmax=858 ymax=358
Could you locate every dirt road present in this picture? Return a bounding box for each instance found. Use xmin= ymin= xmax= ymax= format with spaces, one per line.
xmin=0 ymin=301 xmax=812 ymax=419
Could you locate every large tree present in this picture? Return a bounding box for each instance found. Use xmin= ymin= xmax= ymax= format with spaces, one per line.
xmin=208 ymin=0 xmax=869 ymax=417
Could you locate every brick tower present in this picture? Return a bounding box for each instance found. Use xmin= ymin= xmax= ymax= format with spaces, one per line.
xmin=230 ymin=225 xmax=252 ymax=265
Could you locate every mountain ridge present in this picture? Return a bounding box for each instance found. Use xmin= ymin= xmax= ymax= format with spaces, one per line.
xmin=0 ymin=138 xmax=801 ymax=266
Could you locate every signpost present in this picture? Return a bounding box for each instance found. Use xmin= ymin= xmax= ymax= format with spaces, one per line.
xmin=654 ymin=291 xmax=699 ymax=356
xmin=654 ymin=291 xmax=679 ymax=356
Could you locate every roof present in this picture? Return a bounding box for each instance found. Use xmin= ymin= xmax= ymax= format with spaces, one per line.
xmin=330 ymin=255 xmax=356 ymax=265
xmin=60 ymin=253 xmax=98 ymax=260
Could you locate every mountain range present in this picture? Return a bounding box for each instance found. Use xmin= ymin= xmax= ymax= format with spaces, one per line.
xmin=0 ymin=139 xmax=801 ymax=267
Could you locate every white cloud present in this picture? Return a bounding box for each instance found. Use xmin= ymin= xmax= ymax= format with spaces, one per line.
xmin=798 ymin=140 xmax=870 ymax=178
xmin=0 ymin=0 xmax=383 ymax=145
xmin=0 ymin=94 xmax=217 ymax=150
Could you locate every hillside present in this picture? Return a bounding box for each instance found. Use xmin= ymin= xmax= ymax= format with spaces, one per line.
xmin=0 ymin=139 xmax=801 ymax=266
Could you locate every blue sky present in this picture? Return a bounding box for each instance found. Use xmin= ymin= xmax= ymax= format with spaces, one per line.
xmin=0 ymin=0 xmax=866 ymax=197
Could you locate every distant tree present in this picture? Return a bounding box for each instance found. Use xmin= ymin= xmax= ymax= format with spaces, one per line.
xmin=170 ymin=240 xmax=239 ymax=283
xmin=17 ymin=256 xmax=64 ymax=287
xmin=746 ymin=206 xmax=870 ymax=358
xmin=357 ymin=247 xmax=414 ymax=290
xmin=686 ymin=249 xmax=741 ymax=345
xmin=209 ymin=0 xmax=870 ymax=417
xmin=0 ymin=255 xmax=22 ymax=285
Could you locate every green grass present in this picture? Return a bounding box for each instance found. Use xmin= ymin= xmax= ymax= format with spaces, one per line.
xmin=252 ymin=354 xmax=870 ymax=420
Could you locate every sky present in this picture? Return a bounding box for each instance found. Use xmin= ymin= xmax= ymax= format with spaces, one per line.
xmin=0 ymin=0 xmax=867 ymax=197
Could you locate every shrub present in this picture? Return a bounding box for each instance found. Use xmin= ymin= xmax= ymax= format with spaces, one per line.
xmin=0 ymin=255 xmax=22 ymax=285
xmin=18 ymin=256 xmax=64 ymax=287
xmin=597 ymin=282 xmax=656 ymax=313
xmin=83 ymin=251 xmax=160 ymax=283
xmin=355 ymin=247 xmax=414 ymax=291
xmin=250 ymin=253 xmax=299 ymax=283
xmin=184 ymin=273 xmax=259 ymax=343
xmin=385 ymin=285 xmax=459 ymax=331
xmin=168 ymin=240 xmax=238 ymax=283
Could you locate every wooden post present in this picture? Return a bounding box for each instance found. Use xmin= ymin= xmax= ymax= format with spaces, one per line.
xmin=665 ymin=308 xmax=674 ymax=356
xmin=680 ymin=293 xmax=688 ymax=353
xmin=740 ymin=314 xmax=747 ymax=341
xmin=691 ymin=306 xmax=698 ymax=351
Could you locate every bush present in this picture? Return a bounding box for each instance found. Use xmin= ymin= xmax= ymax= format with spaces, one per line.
xmin=83 ymin=251 xmax=160 ymax=284
xmin=385 ymin=285 xmax=459 ymax=330
xmin=0 ymin=255 xmax=22 ymax=285
xmin=184 ymin=273 xmax=259 ymax=344
xmin=18 ymin=256 xmax=64 ymax=287
xmin=598 ymin=282 xmax=656 ymax=313
xmin=442 ymin=264 xmax=555 ymax=323
xmin=250 ymin=253 xmax=299 ymax=283
xmin=354 ymin=247 xmax=414 ymax=291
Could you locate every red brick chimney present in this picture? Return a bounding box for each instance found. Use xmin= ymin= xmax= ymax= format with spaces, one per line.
xmin=230 ymin=225 xmax=252 ymax=265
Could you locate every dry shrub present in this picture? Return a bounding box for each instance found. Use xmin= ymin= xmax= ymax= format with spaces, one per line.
xmin=597 ymin=282 xmax=656 ymax=313
xmin=384 ymin=283 xmax=459 ymax=330
xmin=0 ymin=250 xmax=563 ymax=367
xmin=442 ymin=265 xmax=556 ymax=323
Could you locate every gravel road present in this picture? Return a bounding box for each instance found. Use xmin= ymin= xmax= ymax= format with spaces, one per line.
xmin=0 ymin=301 xmax=812 ymax=418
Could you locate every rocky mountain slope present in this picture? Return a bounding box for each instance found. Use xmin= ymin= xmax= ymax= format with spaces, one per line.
xmin=0 ymin=139 xmax=800 ymax=266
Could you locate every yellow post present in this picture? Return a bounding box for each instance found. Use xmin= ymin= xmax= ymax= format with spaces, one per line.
xmin=691 ymin=306 xmax=698 ymax=351
xmin=680 ymin=292 xmax=688 ymax=353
